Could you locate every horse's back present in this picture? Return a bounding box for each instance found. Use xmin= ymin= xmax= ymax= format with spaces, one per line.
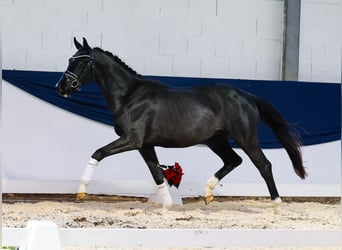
xmin=139 ymin=82 xmax=259 ymax=147
xmin=142 ymin=87 xmax=219 ymax=147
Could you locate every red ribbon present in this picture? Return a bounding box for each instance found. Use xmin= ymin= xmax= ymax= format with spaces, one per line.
xmin=162 ymin=162 xmax=184 ymax=188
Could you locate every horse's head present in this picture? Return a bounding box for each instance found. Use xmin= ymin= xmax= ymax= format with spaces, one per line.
xmin=56 ymin=37 xmax=95 ymax=97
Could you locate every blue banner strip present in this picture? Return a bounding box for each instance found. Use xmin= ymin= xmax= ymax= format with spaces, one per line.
xmin=2 ymin=69 xmax=341 ymax=148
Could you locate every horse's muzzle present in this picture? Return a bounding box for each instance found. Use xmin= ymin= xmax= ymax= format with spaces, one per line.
xmin=55 ymin=81 xmax=70 ymax=98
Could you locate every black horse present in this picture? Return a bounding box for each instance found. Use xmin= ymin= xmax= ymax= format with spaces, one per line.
xmin=56 ymin=38 xmax=306 ymax=208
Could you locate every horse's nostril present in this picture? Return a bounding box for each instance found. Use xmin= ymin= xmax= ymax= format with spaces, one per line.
xmin=56 ymin=84 xmax=62 ymax=93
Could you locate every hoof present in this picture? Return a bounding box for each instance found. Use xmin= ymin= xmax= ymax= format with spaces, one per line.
xmin=272 ymin=197 xmax=282 ymax=214
xmin=76 ymin=192 xmax=87 ymax=201
xmin=204 ymin=195 xmax=214 ymax=205
xmin=162 ymin=201 xmax=173 ymax=209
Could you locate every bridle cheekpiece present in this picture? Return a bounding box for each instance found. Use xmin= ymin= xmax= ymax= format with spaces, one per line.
xmin=64 ymin=51 xmax=95 ymax=91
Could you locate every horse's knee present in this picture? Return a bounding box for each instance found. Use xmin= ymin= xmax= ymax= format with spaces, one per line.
xmin=91 ymin=150 xmax=104 ymax=162
xmin=232 ymin=155 xmax=242 ymax=168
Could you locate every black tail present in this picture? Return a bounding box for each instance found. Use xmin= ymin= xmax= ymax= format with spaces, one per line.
xmin=255 ymin=97 xmax=307 ymax=179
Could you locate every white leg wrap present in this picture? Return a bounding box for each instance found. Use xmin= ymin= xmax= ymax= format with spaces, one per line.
xmin=273 ymin=197 xmax=282 ymax=204
xmin=77 ymin=158 xmax=99 ymax=193
xmin=204 ymin=176 xmax=219 ymax=197
xmin=157 ymin=182 xmax=173 ymax=208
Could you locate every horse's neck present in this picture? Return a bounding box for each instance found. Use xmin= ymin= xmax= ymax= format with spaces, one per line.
xmin=94 ymin=59 xmax=138 ymax=115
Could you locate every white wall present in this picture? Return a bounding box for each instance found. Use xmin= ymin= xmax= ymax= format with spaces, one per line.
xmin=2 ymin=0 xmax=341 ymax=82
xmin=1 ymin=0 xmax=285 ymax=80
xmin=299 ymin=0 xmax=342 ymax=83
xmin=2 ymin=0 xmax=340 ymax=82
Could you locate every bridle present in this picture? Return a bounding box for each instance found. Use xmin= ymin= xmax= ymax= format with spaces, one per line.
xmin=63 ymin=51 xmax=95 ymax=91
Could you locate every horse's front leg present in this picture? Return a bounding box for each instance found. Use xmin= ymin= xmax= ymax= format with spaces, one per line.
xmin=139 ymin=146 xmax=173 ymax=208
xmin=76 ymin=136 xmax=140 ymax=200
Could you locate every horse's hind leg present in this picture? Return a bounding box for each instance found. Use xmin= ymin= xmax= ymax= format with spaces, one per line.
xmin=139 ymin=146 xmax=173 ymax=208
xmin=239 ymin=140 xmax=282 ymax=213
xmin=205 ymin=137 xmax=242 ymax=205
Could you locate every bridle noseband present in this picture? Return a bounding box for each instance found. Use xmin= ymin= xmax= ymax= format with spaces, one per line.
xmin=64 ymin=52 xmax=95 ymax=91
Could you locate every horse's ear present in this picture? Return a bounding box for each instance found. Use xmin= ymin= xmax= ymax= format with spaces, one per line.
xmin=82 ymin=37 xmax=91 ymax=50
xmin=74 ymin=37 xmax=82 ymax=50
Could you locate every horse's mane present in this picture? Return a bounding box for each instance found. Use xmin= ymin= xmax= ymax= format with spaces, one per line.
xmin=94 ymin=47 xmax=142 ymax=78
